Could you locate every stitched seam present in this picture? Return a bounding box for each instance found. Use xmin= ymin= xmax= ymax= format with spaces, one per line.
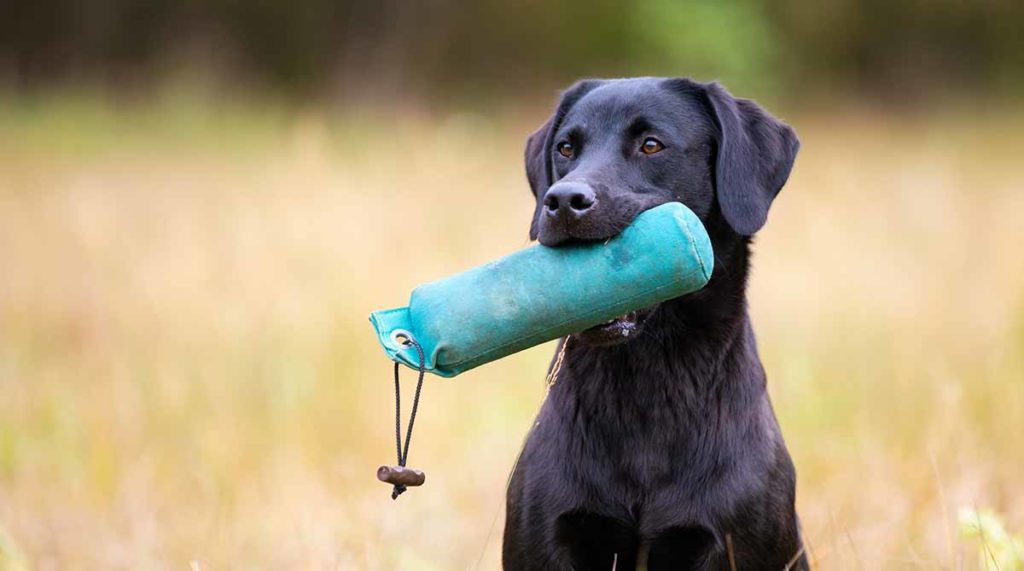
xmin=681 ymin=218 xmax=711 ymax=282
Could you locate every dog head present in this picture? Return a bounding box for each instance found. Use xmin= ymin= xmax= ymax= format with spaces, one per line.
xmin=525 ymin=77 xmax=799 ymax=344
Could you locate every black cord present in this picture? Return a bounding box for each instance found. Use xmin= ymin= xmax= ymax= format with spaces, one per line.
xmin=391 ymin=338 xmax=426 ymax=499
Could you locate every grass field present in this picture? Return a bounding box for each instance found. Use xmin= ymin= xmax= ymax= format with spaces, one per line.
xmin=0 ymin=93 xmax=1022 ymax=569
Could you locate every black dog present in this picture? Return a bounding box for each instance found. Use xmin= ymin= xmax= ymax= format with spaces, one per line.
xmin=503 ymin=78 xmax=807 ymax=570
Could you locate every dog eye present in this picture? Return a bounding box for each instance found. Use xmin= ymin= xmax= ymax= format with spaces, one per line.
xmin=640 ymin=137 xmax=665 ymax=155
xmin=556 ymin=141 xmax=574 ymax=158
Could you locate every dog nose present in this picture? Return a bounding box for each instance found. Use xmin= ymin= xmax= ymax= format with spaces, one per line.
xmin=543 ymin=182 xmax=596 ymax=218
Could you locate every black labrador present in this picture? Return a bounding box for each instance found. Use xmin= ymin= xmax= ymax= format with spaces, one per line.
xmin=503 ymin=78 xmax=808 ymax=570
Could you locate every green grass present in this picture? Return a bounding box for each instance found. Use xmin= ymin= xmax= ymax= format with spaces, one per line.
xmin=0 ymin=93 xmax=1022 ymax=569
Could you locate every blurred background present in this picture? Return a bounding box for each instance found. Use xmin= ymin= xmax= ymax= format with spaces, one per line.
xmin=1 ymin=1 xmax=1023 ymax=569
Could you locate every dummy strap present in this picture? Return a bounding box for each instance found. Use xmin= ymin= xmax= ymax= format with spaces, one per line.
xmin=377 ymin=335 xmax=427 ymax=500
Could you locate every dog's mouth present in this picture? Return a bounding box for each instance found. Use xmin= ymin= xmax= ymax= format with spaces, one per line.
xmin=576 ymin=306 xmax=655 ymax=346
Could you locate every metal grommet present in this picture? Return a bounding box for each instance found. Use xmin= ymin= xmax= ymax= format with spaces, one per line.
xmin=390 ymin=329 xmax=414 ymax=347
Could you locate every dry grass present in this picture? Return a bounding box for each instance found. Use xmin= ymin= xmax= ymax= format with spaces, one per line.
xmin=0 ymin=94 xmax=1022 ymax=569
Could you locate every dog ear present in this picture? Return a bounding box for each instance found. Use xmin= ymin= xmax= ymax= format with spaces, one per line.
xmin=702 ymin=81 xmax=799 ymax=236
xmin=525 ymin=80 xmax=602 ymax=240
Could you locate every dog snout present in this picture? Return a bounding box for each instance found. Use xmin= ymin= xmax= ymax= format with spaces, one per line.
xmin=537 ymin=182 xmax=650 ymax=246
xmin=543 ymin=182 xmax=596 ymax=219
xmin=539 ymin=182 xmax=601 ymax=246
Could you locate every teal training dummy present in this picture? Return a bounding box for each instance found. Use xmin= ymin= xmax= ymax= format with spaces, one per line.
xmin=368 ymin=201 xmax=714 ymax=377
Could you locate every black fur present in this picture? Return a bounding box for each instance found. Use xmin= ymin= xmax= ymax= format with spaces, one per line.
xmin=504 ymin=77 xmax=807 ymax=570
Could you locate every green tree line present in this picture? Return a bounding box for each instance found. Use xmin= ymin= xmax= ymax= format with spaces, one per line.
xmin=2 ymin=0 xmax=1021 ymax=101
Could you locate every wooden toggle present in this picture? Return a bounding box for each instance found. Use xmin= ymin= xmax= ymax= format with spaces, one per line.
xmin=377 ymin=465 xmax=426 ymax=488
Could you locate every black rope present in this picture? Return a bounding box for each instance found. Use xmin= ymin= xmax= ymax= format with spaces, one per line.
xmin=391 ymin=337 xmax=426 ymax=499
